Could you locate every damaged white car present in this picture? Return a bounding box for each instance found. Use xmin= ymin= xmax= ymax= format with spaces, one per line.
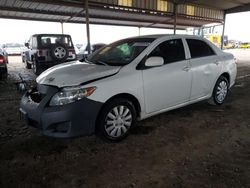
xmin=20 ymin=35 xmax=237 ymax=141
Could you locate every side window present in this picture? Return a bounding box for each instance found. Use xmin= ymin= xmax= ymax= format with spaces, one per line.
xmin=32 ymin=37 xmax=37 ymax=48
xmin=149 ymin=39 xmax=185 ymax=64
xmin=186 ymin=39 xmax=215 ymax=58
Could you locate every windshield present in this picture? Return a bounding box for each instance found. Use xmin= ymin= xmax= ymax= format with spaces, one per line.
xmin=87 ymin=38 xmax=155 ymax=66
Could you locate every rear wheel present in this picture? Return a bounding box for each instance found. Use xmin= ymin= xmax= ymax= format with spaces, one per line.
xmin=32 ymin=59 xmax=42 ymax=75
xmin=25 ymin=60 xmax=32 ymax=69
xmin=97 ymin=98 xmax=136 ymax=141
xmin=209 ymin=76 xmax=229 ymax=105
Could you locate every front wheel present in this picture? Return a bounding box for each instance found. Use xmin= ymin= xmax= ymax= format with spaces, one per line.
xmin=209 ymin=76 xmax=229 ymax=105
xmin=32 ymin=59 xmax=42 ymax=75
xmin=97 ymin=98 xmax=136 ymax=141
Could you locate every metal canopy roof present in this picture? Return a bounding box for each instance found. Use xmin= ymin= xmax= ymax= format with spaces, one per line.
xmin=0 ymin=0 xmax=250 ymax=29
xmin=179 ymin=0 xmax=250 ymax=11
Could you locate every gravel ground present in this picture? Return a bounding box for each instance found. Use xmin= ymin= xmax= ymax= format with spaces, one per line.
xmin=1 ymin=51 xmax=250 ymax=188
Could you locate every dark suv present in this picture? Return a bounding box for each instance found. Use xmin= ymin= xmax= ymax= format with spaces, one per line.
xmin=24 ymin=34 xmax=77 ymax=75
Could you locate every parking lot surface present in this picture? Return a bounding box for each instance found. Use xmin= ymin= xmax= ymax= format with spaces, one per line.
xmin=1 ymin=50 xmax=250 ymax=188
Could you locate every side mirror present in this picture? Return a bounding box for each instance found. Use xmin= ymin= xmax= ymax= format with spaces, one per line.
xmin=25 ymin=42 xmax=29 ymax=48
xmin=145 ymin=56 xmax=164 ymax=67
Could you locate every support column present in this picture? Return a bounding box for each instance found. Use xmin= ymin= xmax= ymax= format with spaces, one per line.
xmin=173 ymin=3 xmax=177 ymax=35
xmin=61 ymin=22 xmax=64 ymax=34
xmin=85 ymin=0 xmax=91 ymax=54
xmin=221 ymin=13 xmax=226 ymax=50
xmin=138 ymin=27 xmax=141 ymax=36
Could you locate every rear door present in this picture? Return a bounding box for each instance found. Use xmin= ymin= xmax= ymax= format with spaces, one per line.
xmin=185 ymin=39 xmax=221 ymax=100
xmin=25 ymin=37 xmax=32 ymax=62
xmin=142 ymin=38 xmax=192 ymax=113
xmin=27 ymin=37 xmax=38 ymax=62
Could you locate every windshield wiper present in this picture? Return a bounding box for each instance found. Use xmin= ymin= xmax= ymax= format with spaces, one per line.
xmin=85 ymin=58 xmax=108 ymax=66
xmin=96 ymin=60 xmax=108 ymax=66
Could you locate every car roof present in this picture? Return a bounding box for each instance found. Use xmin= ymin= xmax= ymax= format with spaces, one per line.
xmin=115 ymin=34 xmax=221 ymax=53
xmin=127 ymin=34 xmax=204 ymax=40
xmin=32 ymin=34 xmax=71 ymax=37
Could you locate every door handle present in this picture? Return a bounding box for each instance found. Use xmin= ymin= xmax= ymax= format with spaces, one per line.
xmin=182 ymin=66 xmax=191 ymax=72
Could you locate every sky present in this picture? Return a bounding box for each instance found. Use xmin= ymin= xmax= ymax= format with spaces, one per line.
xmin=0 ymin=11 xmax=249 ymax=45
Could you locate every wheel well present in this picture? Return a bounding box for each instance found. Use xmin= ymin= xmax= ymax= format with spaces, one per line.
xmin=95 ymin=93 xmax=141 ymax=132
xmin=221 ymin=72 xmax=230 ymax=84
xmin=105 ymin=93 xmax=141 ymax=117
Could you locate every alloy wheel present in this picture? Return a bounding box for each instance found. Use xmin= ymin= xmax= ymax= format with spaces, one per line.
xmin=104 ymin=105 xmax=132 ymax=138
xmin=54 ymin=47 xmax=66 ymax=59
xmin=216 ymin=80 xmax=228 ymax=103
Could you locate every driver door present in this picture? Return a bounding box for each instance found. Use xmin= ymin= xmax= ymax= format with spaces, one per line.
xmin=142 ymin=39 xmax=192 ymax=114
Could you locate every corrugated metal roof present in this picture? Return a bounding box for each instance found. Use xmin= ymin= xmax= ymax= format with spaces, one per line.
xmin=0 ymin=0 xmax=249 ymax=29
xmin=182 ymin=0 xmax=250 ymax=10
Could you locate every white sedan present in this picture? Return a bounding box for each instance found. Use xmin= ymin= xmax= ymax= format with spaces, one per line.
xmin=20 ymin=35 xmax=237 ymax=141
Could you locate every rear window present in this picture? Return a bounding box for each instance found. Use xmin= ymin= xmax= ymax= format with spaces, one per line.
xmin=39 ymin=35 xmax=73 ymax=47
xmin=186 ymin=39 xmax=215 ymax=58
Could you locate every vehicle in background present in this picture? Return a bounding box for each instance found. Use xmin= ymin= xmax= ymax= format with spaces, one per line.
xmin=3 ymin=43 xmax=26 ymax=55
xmin=20 ymin=35 xmax=237 ymax=141
xmin=192 ymin=26 xmax=229 ymax=49
xmin=77 ymin=43 xmax=106 ymax=61
xmin=224 ymin=40 xmax=239 ymax=49
xmin=240 ymin=42 xmax=250 ymax=49
xmin=75 ymin=44 xmax=83 ymax=50
xmin=74 ymin=45 xmax=80 ymax=54
xmin=204 ymin=34 xmax=228 ymax=49
xmin=24 ymin=34 xmax=77 ymax=75
xmin=204 ymin=34 xmax=222 ymax=49
xmin=0 ymin=47 xmax=8 ymax=78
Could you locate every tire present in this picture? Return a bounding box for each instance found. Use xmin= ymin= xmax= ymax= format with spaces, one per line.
xmin=209 ymin=76 xmax=229 ymax=105
xmin=32 ymin=59 xmax=42 ymax=75
xmin=97 ymin=98 xmax=136 ymax=141
xmin=50 ymin=43 xmax=69 ymax=62
xmin=25 ymin=60 xmax=32 ymax=69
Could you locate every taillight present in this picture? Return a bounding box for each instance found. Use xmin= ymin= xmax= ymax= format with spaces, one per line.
xmin=69 ymin=49 xmax=76 ymax=54
xmin=0 ymin=55 xmax=5 ymax=64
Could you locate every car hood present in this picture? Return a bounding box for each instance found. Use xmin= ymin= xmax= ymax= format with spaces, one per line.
xmin=36 ymin=61 xmax=121 ymax=88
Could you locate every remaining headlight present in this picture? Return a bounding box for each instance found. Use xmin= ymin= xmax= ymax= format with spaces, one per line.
xmin=50 ymin=86 xmax=96 ymax=106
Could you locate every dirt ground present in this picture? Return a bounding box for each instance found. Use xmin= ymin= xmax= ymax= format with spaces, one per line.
xmin=1 ymin=50 xmax=250 ymax=188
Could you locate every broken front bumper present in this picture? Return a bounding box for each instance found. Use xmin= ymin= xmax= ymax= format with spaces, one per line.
xmin=19 ymin=84 xmax=102 ymax=138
